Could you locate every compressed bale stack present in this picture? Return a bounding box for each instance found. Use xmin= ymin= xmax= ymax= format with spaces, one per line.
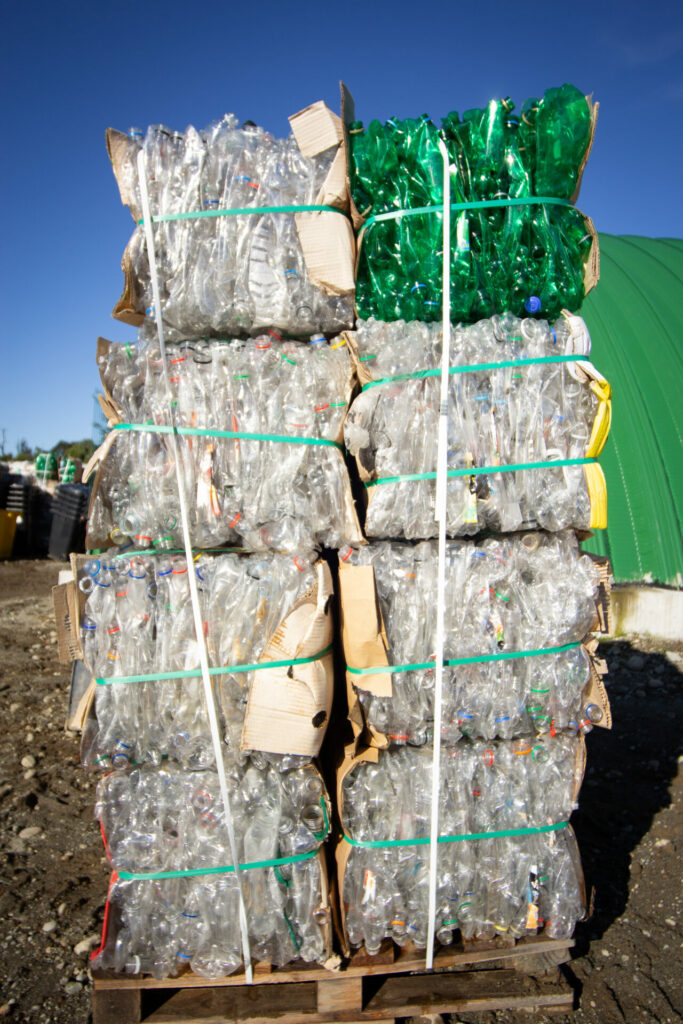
xmin=53 ymin=81 xmax=615 ymax=981
xmin=334 ymin=84 xmax=612 ymax=957
xmin=56 ymin=99 xmax=362 ymax=978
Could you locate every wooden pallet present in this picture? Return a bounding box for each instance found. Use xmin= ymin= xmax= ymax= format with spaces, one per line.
xmin=92 ymin=935 xmax=575 ymax=1023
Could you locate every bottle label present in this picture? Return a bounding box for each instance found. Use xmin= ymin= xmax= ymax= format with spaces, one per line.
xmin=362 ymin=869 xmax=376 ymax=904
xmin=487 ymin=609 xmax=505 ymax=648
xmin=525 ymin=866 xmax=541 ymax=929
xmin=464 ymin=479 xmax=478 ymax=524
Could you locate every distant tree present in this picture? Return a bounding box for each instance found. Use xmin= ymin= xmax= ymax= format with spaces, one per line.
xmin=15 ymin=437 xmax=33 ymax=460
xmin=65 ymin=439 xmax=96 ymax=462
xmin=50 ymin=440 xmax=72 ymax=459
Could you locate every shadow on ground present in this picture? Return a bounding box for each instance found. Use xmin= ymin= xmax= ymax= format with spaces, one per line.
xmin=571 ymin=640 xmax=682 ymax=953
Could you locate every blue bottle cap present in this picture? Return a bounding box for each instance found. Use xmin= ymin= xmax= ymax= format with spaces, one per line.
xmin=525 ymin=296 xmax=542 ymax=313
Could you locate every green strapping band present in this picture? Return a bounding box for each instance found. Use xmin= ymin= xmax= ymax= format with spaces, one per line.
xmin=118 ymin=846 xmax=319 ymax=881
xmin=366 ymin=457 xmax=596 ymax=488
xmin=361 ymin=354 xmax=589 ymax=391
xmin=117 ymin=796 xmax=330 ymax=880
xmin=343 ymin=821 xmax=568 ymax=850
xmin=113 ymin=422 xmax=343 ymax=451
xmin=346 ymin=641 xmax=581 ymax=677
xmin=111 ymin=547 xmax=247 ymax=557
xmin=312 ymin=797 xmax=331 ymax=843
xmin=137 ymin=203 xmax=348 ymax=226
xmin=283 ymin=909 xmax=302 ymax=951
xmin=362 ymin=195 xmax=572 ymax=233
xmin=95 ymin=643 xmax=333 ymax=686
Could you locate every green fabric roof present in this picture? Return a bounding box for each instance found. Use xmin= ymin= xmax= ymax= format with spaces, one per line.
xmin=580 ymin=234 xmax=683 ymax=587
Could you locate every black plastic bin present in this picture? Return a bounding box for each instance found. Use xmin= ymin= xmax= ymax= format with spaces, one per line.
xmin=48 ymin=483 xmax=90 ymax=561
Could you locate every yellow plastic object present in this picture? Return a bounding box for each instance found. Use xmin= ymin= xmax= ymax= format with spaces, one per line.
xmin=585 ymin=462 xmax=608 ymax=529
xmin=0 ymin=510 xmax=19 ymax=559
xmin=586 ymin=378 xmax=612 ymax=458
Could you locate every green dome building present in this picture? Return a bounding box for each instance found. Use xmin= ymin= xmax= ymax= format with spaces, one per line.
xmin=580 ymin=235 xmax=683 ymax=590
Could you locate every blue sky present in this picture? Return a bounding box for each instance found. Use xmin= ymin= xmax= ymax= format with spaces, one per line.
xmin=1 ymin=0 xmax=682 ymax=453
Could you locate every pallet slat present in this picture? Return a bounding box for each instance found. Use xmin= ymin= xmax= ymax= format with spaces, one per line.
xmin=91 ymin=937 xmax=576 ymax=1024
xmin=92 ymin=987 xmax=141 ymax=1024
xmin=93 ymin=935 xmax=573 ymax=990
xmin=144 ymin=982 xmax=316 ymax=1024
xmin=105 ymin=969 xmax=572 ymax=1024
xmin=364 ymin=969 xmax=572 ymax=1016
xmin=317 ymin=977 xmax=363 ymax=1013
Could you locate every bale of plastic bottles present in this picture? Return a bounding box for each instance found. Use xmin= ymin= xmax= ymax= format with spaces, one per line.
xmin=343 ymin=314 xmax=611 ymax=539
xmin=64 ymin=81 xmax=612 ymax=978
xmin=338 ymin=532 xmax=605 ymax=748
xmin=92 ymin=761 xmax=333 ymax=977
xmin=88 ymin=334 xmax=362 ymax=552
xmin=337 ymin=736 xmax=586 ymax=954
xmin=77 ymin=550 xmax=333 ymax=771
xmin=348 ymin=84 xmax=598 ymax=323
xmin=107 ymin=107 xmax=355 ymax=340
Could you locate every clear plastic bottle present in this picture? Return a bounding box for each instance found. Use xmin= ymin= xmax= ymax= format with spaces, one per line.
xmin=345 ymin=314 xmax=599 ymax=539
xmin=80 ymin=549 xmax=322 ymax=771
xmin=341 ymin=737 xmax=584 ymax=951
xmin=111 ymin=121 xmax=353 ymax=338
xmin=92 ymin=760 xmax=331 ymax=977
xmin=89 ymin=335 xmax=361 ymax=553
xmin=341 ymin=532 xmax=600 ymax=745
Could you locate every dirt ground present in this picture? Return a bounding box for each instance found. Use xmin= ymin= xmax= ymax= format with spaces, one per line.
xmin=0 ymin=560 xmax=680 ymax=1024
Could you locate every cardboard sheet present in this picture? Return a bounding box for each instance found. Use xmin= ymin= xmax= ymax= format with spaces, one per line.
xmin=338 ymin=564 xmax=391 ymax=695
xmin=241 ymin=562 xmax=336 ymax=758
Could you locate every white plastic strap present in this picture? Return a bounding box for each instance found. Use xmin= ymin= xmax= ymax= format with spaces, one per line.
xmin=425 ymin=139 xmax=452 ymax=971
xmin=561 ymin=312 xmax=593 ymax=382
xmin=136 ymin=150 xmax=254 ymax=984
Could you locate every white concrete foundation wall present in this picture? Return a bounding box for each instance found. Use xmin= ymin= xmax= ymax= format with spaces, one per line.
xmin=610 ymin=586 xmax=683 ymax=643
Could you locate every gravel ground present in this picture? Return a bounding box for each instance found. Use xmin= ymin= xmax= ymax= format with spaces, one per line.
xmin=0 ymin=560 xmax=681 ymax=1024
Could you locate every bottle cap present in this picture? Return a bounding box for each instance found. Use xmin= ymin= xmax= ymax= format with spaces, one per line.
xmin=584 ymin=703 xmax=603 ymax=724
xmin=525 ymin=296 xmax=542 ymax=313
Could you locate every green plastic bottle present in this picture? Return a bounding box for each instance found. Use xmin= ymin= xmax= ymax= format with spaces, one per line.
xmin=535 ymin=84 xmax=592 ymax=199
xmin=348 ymin=83 xmax=594 ymax=323
xmin=34 ymin=452 xmax=58 ymax=480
